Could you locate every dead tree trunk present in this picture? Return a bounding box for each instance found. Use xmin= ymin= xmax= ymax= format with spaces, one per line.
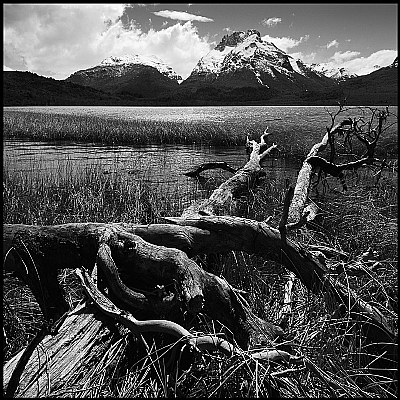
xmin=3 ymin=111 xmax=397 ymax=396
xmin=3 ymin=309 xmax=117 ymax=398
xmin=3 ymin=134 xmax=283 ymax=396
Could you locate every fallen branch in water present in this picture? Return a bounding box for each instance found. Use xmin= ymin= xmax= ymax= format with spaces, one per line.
xmin=184 ymin=161 xmax=237 ymax=177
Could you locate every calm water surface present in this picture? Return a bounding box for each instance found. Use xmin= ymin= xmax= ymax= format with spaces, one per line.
xmin=4 ymin=105 xmax=396 ymax=193
xmin=3 ymin=139 xmax=301 ymax=196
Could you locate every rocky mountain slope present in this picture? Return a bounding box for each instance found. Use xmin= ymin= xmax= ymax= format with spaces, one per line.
xmin=179 ymin=30 xmax=339 ymax=101
xmin=66 ymin=55 xmax=181 ymax=99
xmin=3 ymin=35 xmax=397 ymax=106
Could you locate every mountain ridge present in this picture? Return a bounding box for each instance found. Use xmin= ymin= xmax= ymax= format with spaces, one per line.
xmin=66 ymin=55 xmax=181 ymax=99
xmin=179 ymin=29 xmax=341 ymax=102
xmin=99 ymin=54 xmax=182 ymax=81
xmin=3 ymin=30 xmax=398 ymax=106
xmin=3 ymin=70 xmax=125 ymax=106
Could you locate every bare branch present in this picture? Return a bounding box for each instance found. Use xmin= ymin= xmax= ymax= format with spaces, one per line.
xmin=184 ymin=162 xmax=237 ymax=177
xmin=259 ymin=143 xmax=278 ymax=160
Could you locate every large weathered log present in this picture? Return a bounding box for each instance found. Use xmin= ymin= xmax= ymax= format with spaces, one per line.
xmin=3 ymin=222 xmax=284 ymax=350
xmin=3 ymin=267 xmax=325 ymax=398
xmin=3 ymin=217 xmax=394 ymax=343
xmin=164 ymin=216 xmax=394 ymax=329
xmin=3 ymin=309 xmax=119 ymax=397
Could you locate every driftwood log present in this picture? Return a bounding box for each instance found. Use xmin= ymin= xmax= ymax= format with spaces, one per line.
xmin=3 ymin=108 xmax=397 ymax=396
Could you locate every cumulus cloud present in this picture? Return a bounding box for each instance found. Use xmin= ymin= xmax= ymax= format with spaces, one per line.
xmin=152 ymin=10 xmax=213 ymax=22
xmin=326 ymin=39 xmax=339 ymax=49
xmin=262 ymin=17 xmax=282 ymax=27
xmin=3 ymin=4 xmax=125 ymax=78
xmin=310 ymin=49 xmax=397 ymax=76
xmin=333 ymin=49 xmax=397 ymax=75
xmin=288 ymin=51 xmax=317 ymax=64
xmin=330 ymin=50 xmax=361 ymax=63
xmin=96 ymin=21 xmax=212 ymax=79
xmin=3 ymin=4 xmax=212 ymax=79
xmin=262 ymin=34 xmax=309 ymax=52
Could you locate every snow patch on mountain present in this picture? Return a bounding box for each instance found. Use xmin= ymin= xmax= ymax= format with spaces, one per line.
xmin=287 ymin=57 xmax=307 ymax=76
xmin=188 ymin=30 xmax=317 ymax=87
xmin=99 ymin=55 xmax=182 ymax=81
xmin=310 ymin=63 xmax=357 ymax=81
xmin=191 ymin=45 xmax=233 ymax=75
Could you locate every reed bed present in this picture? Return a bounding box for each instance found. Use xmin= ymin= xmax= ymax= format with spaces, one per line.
xmin=3 ymin=110 xmax=246 ymax=146
xmin=3 ymin=108 xmax=398 ymax=159
xmin=2 ymin=159 xmax=196 ymax=226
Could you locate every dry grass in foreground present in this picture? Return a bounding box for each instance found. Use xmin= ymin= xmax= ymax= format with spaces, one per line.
xmin=3 ymin=151 xmax=397 ymax=397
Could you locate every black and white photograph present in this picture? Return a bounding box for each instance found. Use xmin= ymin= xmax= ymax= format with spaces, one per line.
xmin=3 ymin=3 xmax=398 ymax=397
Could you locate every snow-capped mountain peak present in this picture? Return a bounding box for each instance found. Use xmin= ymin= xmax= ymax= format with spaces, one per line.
xmin=182 ymin=29 xmax=340 ymax=97
xmin=99 ymin=54 xmax=182 ymax=81
xmin=215 ymin=29 xmax=261 ymax=51
xmin=66 ymin=53 xmax=182 ymax=98
xmin=191 ymin=30 xmax=289 ymax=78
xmin=188 ymin=29 xmax=313 ymax=87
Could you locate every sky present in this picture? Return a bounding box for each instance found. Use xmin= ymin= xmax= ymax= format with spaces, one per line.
xmin=3 ymin=3 xmax=398 ymax=80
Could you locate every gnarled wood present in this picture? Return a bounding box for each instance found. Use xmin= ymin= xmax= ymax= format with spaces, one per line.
xmin=3 ymin=216 xmax=394 ymax=343
xmin=288 ymin=109 xmax=390 ymax=225
xmin=3 ymin=117 xmax=397 ymax=396
xmin=2 ymin=267 xmax=338 ymax=397
xmin=3 ymin=309 xmax=117 ymax=397
xmin=3 ymin=222 xmax=284 ymax=350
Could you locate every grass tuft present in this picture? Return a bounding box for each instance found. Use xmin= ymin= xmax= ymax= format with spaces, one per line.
xmin=2 ymin=112 xmax=397 ymax=397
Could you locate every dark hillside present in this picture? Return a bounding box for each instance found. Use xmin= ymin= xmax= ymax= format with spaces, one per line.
xmin=339 ymin=62 xmax=398 ymax=105
xmin=3 ymin=64 xmax=398 ymax=106
xmin=3 ymin=71 xmax=123 ymax=106
xmin=66 ymin=64 xmax=180 ymax=99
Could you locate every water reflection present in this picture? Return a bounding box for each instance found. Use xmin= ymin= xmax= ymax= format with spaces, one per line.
xmin=3 ymin=139 xmax=302 ymax=196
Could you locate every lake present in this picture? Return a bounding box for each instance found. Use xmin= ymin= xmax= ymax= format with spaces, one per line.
xmin=3 ymin=139 xmax=303 ymax=199
xmin=3 ymin=105 xmax=397 ymax=195
xmin=3 ymin=105 xmax=341 ymax=125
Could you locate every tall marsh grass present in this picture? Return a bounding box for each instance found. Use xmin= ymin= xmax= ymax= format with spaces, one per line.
xmin=3 ymin=156 xmax=398 ymax=397
xmin=3 ymin=107 xmax=398 ymax=158
xmin=2 ymin=123 xmax=398 ymax=396
xmin=3 ymin=159 xmax=196 ymax=226
xmin=3 ymin=110 xmax=246 ymax=146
